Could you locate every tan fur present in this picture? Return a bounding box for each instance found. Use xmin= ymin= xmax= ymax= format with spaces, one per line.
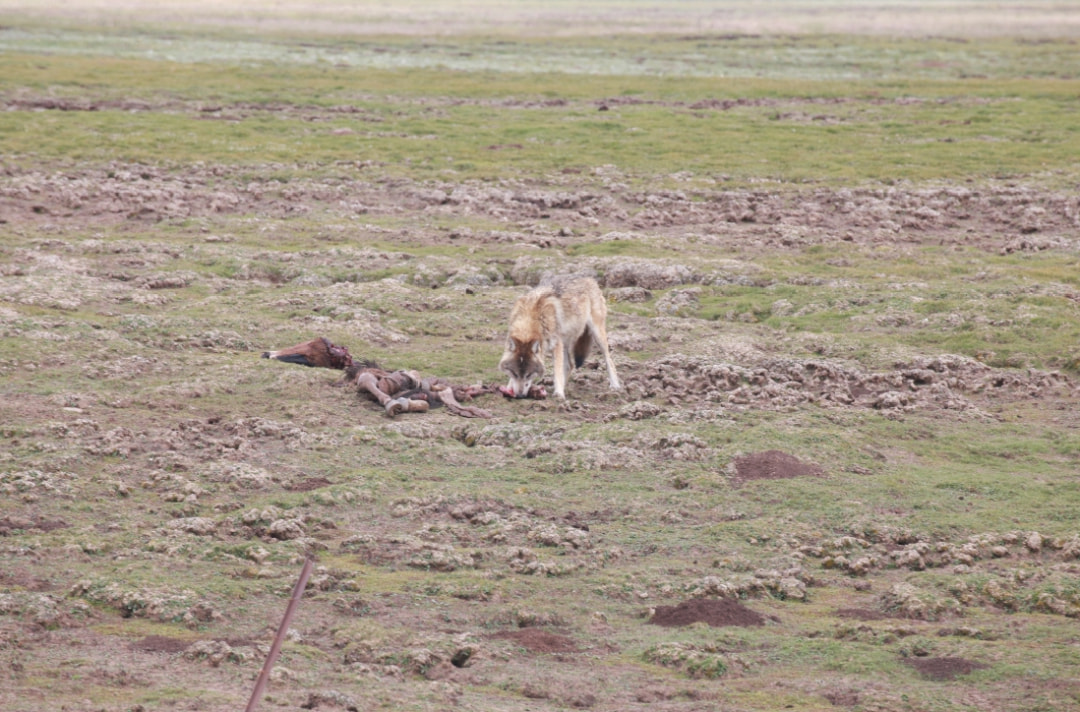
xmin=498 ymin=276 xmax=620 ymax=400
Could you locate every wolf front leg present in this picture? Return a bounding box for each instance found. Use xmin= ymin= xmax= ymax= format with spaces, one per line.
xmin=551 ymin=339 xmax=568 ymax=399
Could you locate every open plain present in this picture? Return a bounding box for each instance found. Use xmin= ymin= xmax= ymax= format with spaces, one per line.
xmin=2 ymin=2 xmax=1080 ymax=711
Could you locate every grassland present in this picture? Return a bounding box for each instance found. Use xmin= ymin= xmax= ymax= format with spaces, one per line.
xmin=2 ymin=3 xmax=1080 ymax=711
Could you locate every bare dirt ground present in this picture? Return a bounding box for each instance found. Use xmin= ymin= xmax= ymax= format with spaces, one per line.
xmin=4 ymin=156 xmax=1078 ymax=255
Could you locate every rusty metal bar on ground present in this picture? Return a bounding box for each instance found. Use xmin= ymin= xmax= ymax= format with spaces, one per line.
xmin=245 ymin=557 xmax=314 ymax=712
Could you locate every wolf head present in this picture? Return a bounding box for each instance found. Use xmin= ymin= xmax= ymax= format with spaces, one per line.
xmin=498 ymin=338 xmax=544 ymax=398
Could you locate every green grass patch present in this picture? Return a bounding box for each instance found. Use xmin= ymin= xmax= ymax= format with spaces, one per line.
xmin=3 ymin=51 xmax=1079 ymax=184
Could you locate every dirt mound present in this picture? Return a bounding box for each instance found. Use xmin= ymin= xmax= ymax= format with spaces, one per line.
xmin=733 ymin=450 xmax=824 ymax=483
xmin=0 ymin=515 xmax=70 ymax=535
xmin=0 ymin=568 xmax=56 ymax=592
xmin=905 ymin=656 xmax=988 ymax=680
xmin=489 ymin=629 xmax=578 ymax=653
xmin=823 ymin=689 xmax=861 ymax=706
xmin=649 ymin=598 xmax=766 ymax=628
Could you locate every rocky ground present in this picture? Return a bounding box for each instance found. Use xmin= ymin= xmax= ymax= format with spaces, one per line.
xmin=3 ymin=150 xmax=1080 ymax=711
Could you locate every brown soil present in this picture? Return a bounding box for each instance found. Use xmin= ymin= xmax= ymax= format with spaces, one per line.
xmin=823 ymin=689 xmax=861 ymax=707
xmin=0 ymin=516 xmax=70 ymax=535
xmin=732 ymin=450 xmax=824 ymax=484
xmin=905 ymin=656 xmax=988 ymax=680
xmin=649 ymin=598 xmax=766 ymax=628
xmin=285 ymin=477 xmax=334 ymax=492
xmin=0 ymin=568 xmax=56 ymax=592
xmin=488 ymin=628 xmax=579 ymax=653
xmin=835 ymin=608 xmax=890 ymax=621
xmin=3 ymin=163 xmax=1079 ymax=259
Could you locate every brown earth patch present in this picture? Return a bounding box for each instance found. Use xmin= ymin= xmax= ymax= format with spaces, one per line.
xmin=732 ymin=450 xmax=824 ymax=484
xmin=823 ymin=689 xmax=861 ymax=707
xmin=285 ymin=476 xmax=333 ymax=492
xmin=0 ymin=515 xmax=71 ymax=535
xmin=0 ymin=568 xmax=56 ymax=592
xmin=130 ymin=635 xmax=191 ymax=653
xmin=488 ymin=628 xmax=579 ymax=653
xmin=649 ymin=598 xmax=766 ymax=628
xmin=4 ymin=164 xmax=1079 ymax=256
xmin=905 ymin=656 xmax=988 ymax=680
xmin=835 ymin=607 xmax=890 ymax=621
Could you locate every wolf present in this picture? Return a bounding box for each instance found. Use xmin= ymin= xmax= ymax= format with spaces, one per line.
xmin=498 ymin=276 xmax=620 ymax=400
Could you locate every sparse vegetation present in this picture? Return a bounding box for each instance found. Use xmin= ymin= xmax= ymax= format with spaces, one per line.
xmin=3 ymin=2 xmax=1080 ymax=711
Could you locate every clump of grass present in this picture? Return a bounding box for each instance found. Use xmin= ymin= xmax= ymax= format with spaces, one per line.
xmin=643 ymin=642 xmax=731 ymax=679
